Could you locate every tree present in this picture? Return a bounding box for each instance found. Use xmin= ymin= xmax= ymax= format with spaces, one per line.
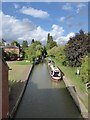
xmin=42 ymin=46 xmax=47 ymax=58
xmin=80 ymin=56 xmax=89 ymax=83
xmin=31 ymin=39 xmax=35 ymax=44
xmin=22 ymin=40 xmax=28 ymax=50
xmin=47 ymin=33 xmax=53 ymax=43
xmin=64 ymin=30 xmax=89 ymax=67
xmin=0 ymin=39 xmax=6 ymax=46
xmin=11 ymin=40 xmax=20 ymax=47
xmin=24 ymin=40 xmax=42 ymax=61
xmin=46 ymin=33 xmax=57 ymax=50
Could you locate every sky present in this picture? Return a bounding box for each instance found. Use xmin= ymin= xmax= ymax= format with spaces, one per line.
xmin=1 ymin=2 xmax=88 ymax=45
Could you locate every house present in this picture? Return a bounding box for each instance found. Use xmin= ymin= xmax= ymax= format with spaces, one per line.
xmin=0 ymin=49 xmax=9 ymax=119
xmin=3 ymin=46 xmax=20 ymax=56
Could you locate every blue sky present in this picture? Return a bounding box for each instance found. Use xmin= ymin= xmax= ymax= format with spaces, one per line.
xmin=1 ymin=2 xmax=88 ymax=45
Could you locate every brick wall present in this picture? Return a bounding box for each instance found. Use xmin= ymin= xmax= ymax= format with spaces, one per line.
xmin=4 ymin=47 xmax=20 ymax=56
xmin=0 ymin=58 xmax=2 ymax=120
xmin=0 ymin=58 xmax=9 ymax=119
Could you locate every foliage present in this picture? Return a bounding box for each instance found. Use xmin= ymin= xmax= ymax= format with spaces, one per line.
xmin=0 ymin=39 xmax=6 ymax=46
xmin=22 ymin=40 xmax=28 ymax=50
xmin=24 ymin=40 xmax=47 ymax=62
xmin=80 ymin=56 xmax=89 ymax=83
xmin=64 ymin=30 xmax=89 ymax=67
xmin=11 ymin=40 xmax=20 ymax=47
xmin=46 ymin=33 xmax=57 ymax=50
xmin=48 ymin=46 xmax=67 ymax=66
xmin=31 ymin=39 xmax=35 ymax=44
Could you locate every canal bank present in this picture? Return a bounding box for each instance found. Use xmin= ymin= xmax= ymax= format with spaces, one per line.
xmin=9 ymin=64 xmax=34 ymax=118
xmin=49 ymin=58 xmax=89 ymax=119
xmin=14 ymin=62 xmax=83 ymax=118
xmin=63 ymin=76 xmax=88 ymax=119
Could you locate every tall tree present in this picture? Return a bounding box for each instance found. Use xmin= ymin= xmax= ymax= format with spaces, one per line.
xmin=0 ymin=39 xmax=6 ymax=46
xmin=31 ymin=39 xmax=35 ymax=44
xmin=11 ymin=40 xmax=20 ymax=47
xmin=64 ymin=29 xmax=89 ymax=67
xmin=46 ymin=33 xmax=57 ymax=50
xmin=22 ymin=40 xmax=28 ymax=50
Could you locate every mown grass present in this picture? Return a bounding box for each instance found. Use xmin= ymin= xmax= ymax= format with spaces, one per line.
xmin=7 ymin=60 xmax=31 ymax=89
xmin=14 ymin=60 xmax=31 ymax=65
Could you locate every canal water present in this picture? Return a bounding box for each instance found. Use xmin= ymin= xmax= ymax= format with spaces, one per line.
xmin=14 ymin=62 xmax=83 ymax=118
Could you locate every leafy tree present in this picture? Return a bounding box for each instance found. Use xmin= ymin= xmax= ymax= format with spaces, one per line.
xmin=22 ymin=40 xmax=28 ymax=50
xmin=24 ymin=40 xmax=41 ymax=61
xmin=24 ymin=40 xmax=48 ymax=62
xmin=31 ymin=39 xmax=35 ymax=44
xmin=48 ymin=46 xmax=66 ymax=65
xmin=0 ymin=39 xmax=6 ymax=46
xmin=46 ymin=33 xmax=57 ymax=50
xmin=42 ymin=46 xmax=47 ymax=57
xmin=80 ymin=56 xmax=89 ymax=83
xmin=64 ymin=30 xmax=89 ymax=67
xmin=47 ymin=33 xmax=53 ymax=43
xmin=11 ymin=40 xmax=20 ymax=47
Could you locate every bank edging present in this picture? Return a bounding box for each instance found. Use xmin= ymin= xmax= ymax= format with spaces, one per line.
xmin=63 ymin=76 xmax=88 ymax=119
xmin=9 ymin=64 xmax=34 ymax=119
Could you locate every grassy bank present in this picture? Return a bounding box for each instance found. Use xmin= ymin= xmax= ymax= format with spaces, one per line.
xmin=50 ymin=57 xmax=88 ymax=109
xmin=7 ymin=60 xmax=31 ymax=89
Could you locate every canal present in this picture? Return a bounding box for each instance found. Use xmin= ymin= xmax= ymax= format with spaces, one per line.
xmin=14 ymin=62 xmax=83 ymax=118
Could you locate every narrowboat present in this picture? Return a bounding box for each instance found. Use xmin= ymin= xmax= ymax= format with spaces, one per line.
xmin=49 ymin=65 xmax=61 ymax=82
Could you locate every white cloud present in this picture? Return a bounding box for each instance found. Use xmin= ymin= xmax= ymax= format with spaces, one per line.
xmin=51 ymin=24 xmax=64 ymax=37
xmin=1 ymin=12 xmax=36 ymax=42
xmin=57 ymin=32 xmax=75 ymax=44
xmin=1 ymin=12 xmax=75 ymax=45
xmin=59 ymin=16 xmax=65 ymax=22
xmin=62 ymin=3 xmax=73 ymax=11
xmin=20 ymin=6 xmax=49 ymax=19
xmin=14 ymin=3 xmax=20 ymax=9
xmin=76 ymin=3 xmax=86 ymax=13
xmin=50 ymin=25 xmax=75 ymax=44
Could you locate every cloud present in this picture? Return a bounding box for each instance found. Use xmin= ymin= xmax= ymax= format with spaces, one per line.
xmin=1 ymin=12 xmax=36 ymax=42
xmin=66 ymin=15 xmax=74 ymax=20
xmin=1 ymin=12 xmax=75 ymax=45
xmin=50 ymin=25 xmax=75 ymax=44
xmin=59 ymin=15 xmax=74 ymax=23
xmin=62 ymin=3 xmax=73 ymax=11
xmin=51 ymin=24 xmax=64 ymax=37
xmin=20 ymin=6 xmax=49 ymax=19
xmin=59 ymin=16 xmax=65 ymax=22
xmin=76 ymin=3 xmax=86 ymax=13
xmin=14 ymin=3 xmax=20 ymax=9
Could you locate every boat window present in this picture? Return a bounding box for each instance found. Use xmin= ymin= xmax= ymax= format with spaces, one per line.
xmin=53 ymin=72 xmax=60 ymax=77
xmin=51 ymin=71 xmax=53 ymax=75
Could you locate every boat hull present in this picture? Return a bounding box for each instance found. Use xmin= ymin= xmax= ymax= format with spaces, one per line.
xmin=51 ymin=76 xmax=61 ymax=82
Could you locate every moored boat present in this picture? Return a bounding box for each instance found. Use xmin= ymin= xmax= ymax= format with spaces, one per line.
xmin=49 ymin=64 xmax=61 ymax=82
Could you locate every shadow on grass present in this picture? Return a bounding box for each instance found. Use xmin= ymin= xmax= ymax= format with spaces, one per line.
xmin=9 ymin=80 xmax=26 ymax=114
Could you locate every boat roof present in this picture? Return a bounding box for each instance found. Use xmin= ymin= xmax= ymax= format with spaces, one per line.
xmin=50 ymin=65 xmax=60 ymax=71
